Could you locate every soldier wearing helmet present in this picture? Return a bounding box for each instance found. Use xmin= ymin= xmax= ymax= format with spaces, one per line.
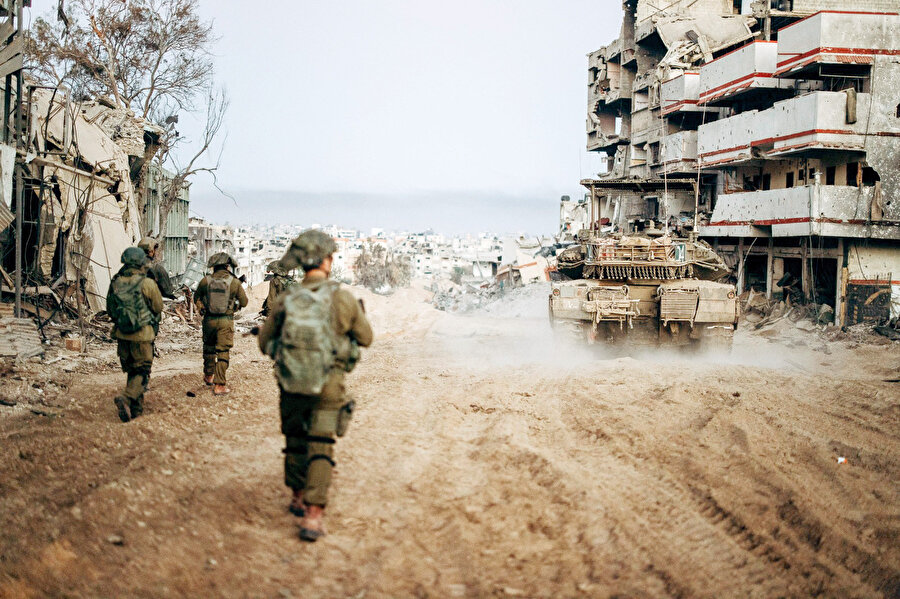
xmin=260 ymin=259 xmax=295 ymax=317
xmin=106 ymin=247 xmax=163 ymax=422
xmin=258 ymin=229 xmax=373 ymax=542
xmin=137 ymin=236 xmax=176 ymax=300
xmin=194 ymin=252 xmax=248 ymax=395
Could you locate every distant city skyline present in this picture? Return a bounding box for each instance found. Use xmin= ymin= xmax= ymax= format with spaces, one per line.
xmin=190 ymin=188 xmax=571 ymax=236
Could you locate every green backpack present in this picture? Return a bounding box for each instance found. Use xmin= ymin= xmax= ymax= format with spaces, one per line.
xmin=207 ymin=274 xmax=234 ymax=315
xmin=107 ymin=274 xmax=153 ymax=334
xmin=275 ymin=281 xmax=339 ymax=395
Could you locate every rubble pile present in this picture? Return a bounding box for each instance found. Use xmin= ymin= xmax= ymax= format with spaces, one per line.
xmin=430 ymin=279 xmax=549 ymax=316
xmin=430 ymin=280 xmax=502 ymax=313
xmin=740 ymin=289 xmax=899 ymax=344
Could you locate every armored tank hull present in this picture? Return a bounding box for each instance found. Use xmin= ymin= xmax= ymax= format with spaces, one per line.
xmin=549 ymin=232 xmax=739 ymax=351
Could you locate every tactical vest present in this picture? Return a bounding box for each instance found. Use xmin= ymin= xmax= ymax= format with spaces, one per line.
xmin=108 ymin=274 xmax=154 ymax=334
xmin=275 ymin=281 xmax=340 ymax=395
xmin=207 ymin=274 xmax=234 ymax=315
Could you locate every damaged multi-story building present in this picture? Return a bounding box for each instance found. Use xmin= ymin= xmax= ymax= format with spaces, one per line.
xmin=583 ymin=0 xmax=900 ymax=325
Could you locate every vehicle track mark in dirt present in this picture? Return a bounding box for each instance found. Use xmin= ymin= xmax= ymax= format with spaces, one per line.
xmin=0 ymin=285 xmax=898 ymax=597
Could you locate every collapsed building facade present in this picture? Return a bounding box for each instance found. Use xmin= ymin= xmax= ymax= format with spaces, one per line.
xmin=583 ymin=0 xmax=900 ymax=325
xmin=0 ymin=89 xmax=162 ymax=313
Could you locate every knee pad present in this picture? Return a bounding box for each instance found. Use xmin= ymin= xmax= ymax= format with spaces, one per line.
xmin=308 ymin=409 xmax=339 ymax=438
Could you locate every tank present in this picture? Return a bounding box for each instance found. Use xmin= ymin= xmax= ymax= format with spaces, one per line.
xmin=549 ymin=229 xmax=739 ymax=351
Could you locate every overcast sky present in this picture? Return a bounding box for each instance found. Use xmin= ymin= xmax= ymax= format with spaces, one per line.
xmin=179 ymin=1 xmax=621 ymax=232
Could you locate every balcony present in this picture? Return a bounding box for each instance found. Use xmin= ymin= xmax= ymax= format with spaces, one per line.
xmin=776 ymin=11 xmax=900 ymax=76
xmin=698 ymin=91 xmax=882 ymax=166
xmin=762 ymin=91 xmax=871 ymax=157
xmin=697 ymin=109 xmax=759 ymax=166
xmin=699 ymin=185 xmax=898 ymax=239
xmin=661 ymin=72 xmax=700 ymax=115
xmin=699 ymin=41 xmax=780 ymax=104
xmin=659 ymin=130 xmax=697 ymax=174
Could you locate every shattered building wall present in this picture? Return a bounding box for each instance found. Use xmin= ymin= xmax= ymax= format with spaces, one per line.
xmin=583 ymin=1 xmax=900 ymax=325
xmin=5 ymin=89 xmax=152 ymax=311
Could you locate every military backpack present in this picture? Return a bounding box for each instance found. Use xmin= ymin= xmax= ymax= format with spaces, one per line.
xmin=275 ymin=281 xmax=340 ymax=395
xmin=107 ymin=274 xmax=154 ymax=334
xmin=207 ymin=274 xmax=234 ymax=315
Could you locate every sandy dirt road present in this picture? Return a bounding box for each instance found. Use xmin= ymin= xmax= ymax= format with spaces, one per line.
xmin=1 ymin=284 xmax=898 ymax=598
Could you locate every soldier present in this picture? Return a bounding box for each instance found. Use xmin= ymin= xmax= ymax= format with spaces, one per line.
xmin=260 ymin=259 xmax=295 ymax=317
xmin=106 ymin=247 xmax=163 ymax=423
xmin=137 ymin=236 xmax=177 ymax=300
xmin=195 ymin=252 xmax=248 ymax=395
xmin=258 ymin=230 xmax=373 ymax=542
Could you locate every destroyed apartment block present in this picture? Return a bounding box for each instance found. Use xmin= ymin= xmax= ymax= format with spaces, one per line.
xmin=582 ymin=0 xmax=900 ymax=327
xmin=0 ymin=84 xmax=172 ymax=326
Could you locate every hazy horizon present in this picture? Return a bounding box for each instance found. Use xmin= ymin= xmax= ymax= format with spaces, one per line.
xmin=190 ymin=187 xmax=573 ymax=236
xmin=177 ymin=0 xmax=618 ymax=232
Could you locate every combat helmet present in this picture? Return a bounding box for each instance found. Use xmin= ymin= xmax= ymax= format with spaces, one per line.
xmin=279 ymin=229 xmax=336 ymax=271
xmin=121 ymin=247 xmax=149 ymax=268
xmin=267 ymin=259 xmax=289 ymax=276
xmin=137 ymin=236 xmax=160 ymax=254
xmin=208 ymin=251 xmax=237 ymax=269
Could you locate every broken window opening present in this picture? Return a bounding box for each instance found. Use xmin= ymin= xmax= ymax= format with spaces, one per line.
xmin=825 ymin=165 xmax=836 ymax=186
xmin=786 ymin=172 xmax=794 ymax=188
xmin=861 ymin=166 xmax=880 ymax=187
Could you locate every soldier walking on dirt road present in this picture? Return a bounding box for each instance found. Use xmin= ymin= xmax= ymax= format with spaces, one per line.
xmin=260 ymin=259 xmax=295 ymax=317
xmin=258 ymin=230 xmax=373 ymax=542
xmin=106 ymin=247 xmax=163 ymax=423
xmin=195 ymin=252 xmax=248 ymax=395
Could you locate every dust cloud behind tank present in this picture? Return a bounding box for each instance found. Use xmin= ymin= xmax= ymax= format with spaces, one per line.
xmin=549 ymin=228 xmax=738 ymax=351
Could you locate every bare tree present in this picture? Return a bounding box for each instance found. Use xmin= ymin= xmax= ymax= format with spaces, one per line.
xmin=27 ymin=0 xmax=215 ymax=120
xmin=153 ymin=86 xmax=229 ymax=258
xmin=27 ymin=0 xmax=227 ymax=242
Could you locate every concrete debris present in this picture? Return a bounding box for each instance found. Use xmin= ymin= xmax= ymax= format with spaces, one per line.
xmin=81 ymin=101 xmax=161 ymax=159
xmin=0 ymin=318 xmax=44 ymax=360
xmin=430 ymin=236 xmax=556 ymax=312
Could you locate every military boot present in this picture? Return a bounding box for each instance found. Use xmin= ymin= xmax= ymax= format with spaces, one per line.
xmin=129 ymin=397 xmax=144 ymax=419
xmin=203 ymin=374 xmax=214 ymax=385
xmin=114 ymin=396 xmax=131 ymax=423
xmin=288 ymin=489 xmax=305 ymax=517
xmin=299 ymin=504 xmax=326 ymax=542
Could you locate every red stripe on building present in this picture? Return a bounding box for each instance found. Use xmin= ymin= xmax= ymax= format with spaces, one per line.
xmin=699 ymin=129 xmax=867 ymax=163
xmin=707 ymin=216 xmax=876 ymax=227
xmin=848 ymin=279 xmax=900 ymax=285
xmin=776 ymin=47 xmax=900 ymax=71
xmin=662 ymin=99 xmax=699 ymax=114
xmin=699 ymin=72 xmax=775 ymax=101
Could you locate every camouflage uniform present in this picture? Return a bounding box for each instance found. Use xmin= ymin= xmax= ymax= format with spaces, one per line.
xmin=258 ymin=231 xmax=373 ymax=517
xmin=261 ymin=261 xmax=294 ymax=316
xmin=259 ymin=277 xmax=373 ymax=505
xmin=195 ymin=255 xmax=248 ymax=386
xmin=138 ymin=237 xmax=177 ymax=300
xmin=108 ymin=248 xmax=163 ymax=421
